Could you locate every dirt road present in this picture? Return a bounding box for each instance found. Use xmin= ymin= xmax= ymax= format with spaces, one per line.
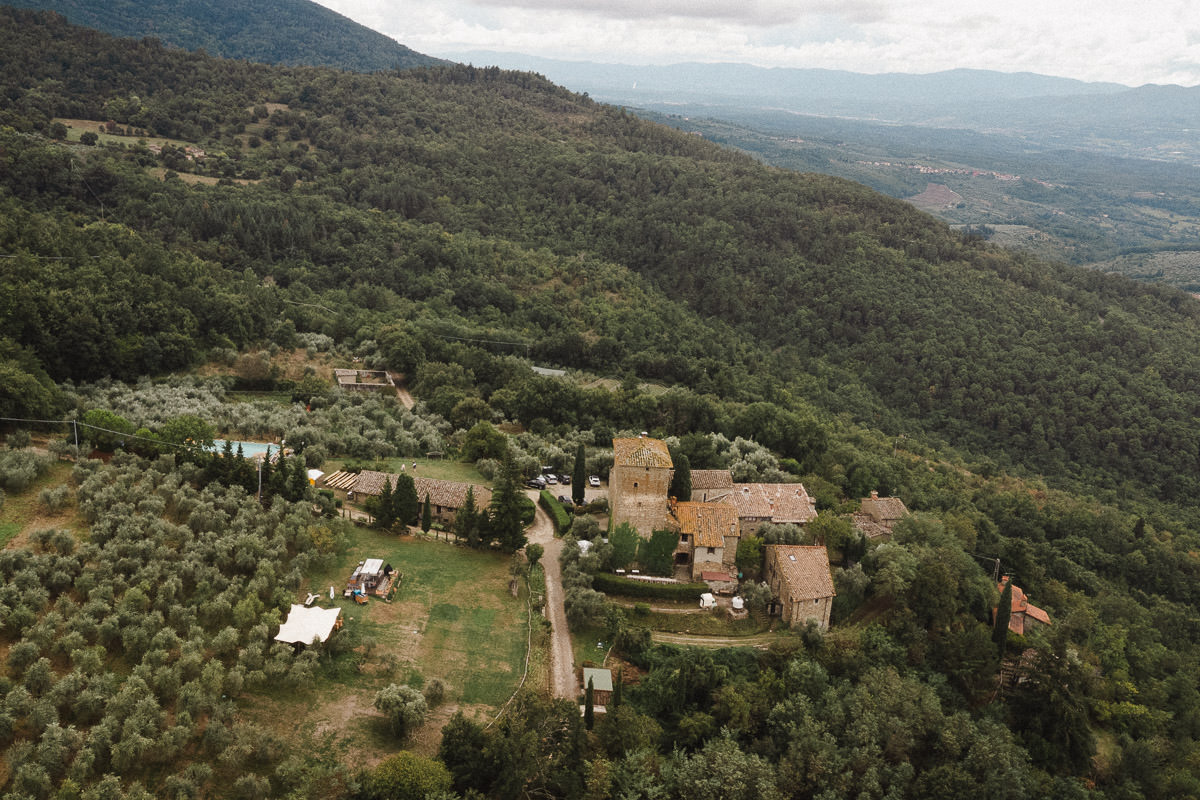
xmin=526 ymin=496 xmax=577 ymax=700
xmin=650 ymin=631 xmax=777 ymax=649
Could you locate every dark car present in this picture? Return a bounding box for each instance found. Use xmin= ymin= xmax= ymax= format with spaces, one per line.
xmin=559 ymin=474 xmax=571 ymax=485
xmin=525 ymin=476 xmax=547 ymax=489
xmin=558 ymin=495 xmax=572 ymax=506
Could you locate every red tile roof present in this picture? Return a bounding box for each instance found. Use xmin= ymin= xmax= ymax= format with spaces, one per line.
xmin=716 ymin=483 xmax=818 ymax=525
xmin=767 ymin=545 xmax=835 ymax=601
xmin=612 ymin=437 xmax=673 ymax=469
xmin=691 ymin=470 xmax=734 ymax=490
xmin=673 ymin=501 xmax=739 ymax=548
xmin=997 ymin=577 xmax=1052 ymax=635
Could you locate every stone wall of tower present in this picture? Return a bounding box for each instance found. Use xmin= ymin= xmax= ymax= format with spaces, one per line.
xmin=609 ymin=462 xmax=673 ymax=537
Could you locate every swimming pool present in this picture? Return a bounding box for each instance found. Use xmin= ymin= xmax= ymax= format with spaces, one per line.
xmin=210 ymin=439 xmax=278 ymax=459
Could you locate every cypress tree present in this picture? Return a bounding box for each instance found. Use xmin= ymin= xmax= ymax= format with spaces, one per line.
xmin=392 ymin=472 xmax=419 ymax=529
xmin=669 ymin=450 xmax=691 ymax=502
xmin=993 ymin=578 xmax=1013 ymax=652
xmin=421 ymin=493 xmax=432 ymax=534
xmin=377 ymin=476 xmax=395 ymax=529
xmin=584 ymin=677 xmax=595 ymax=731
xmin=612 ymin=668 xmax=623 ymax=709
xmin=572 ymin=443 xmax=586 ymax=506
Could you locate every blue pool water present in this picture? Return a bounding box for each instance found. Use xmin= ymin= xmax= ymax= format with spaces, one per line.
xmin=210 ymin=439 xmax=277 ymax=458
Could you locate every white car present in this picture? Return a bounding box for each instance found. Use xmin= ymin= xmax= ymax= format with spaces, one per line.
xmin=588 ymin=475 xmax=601 ymax=487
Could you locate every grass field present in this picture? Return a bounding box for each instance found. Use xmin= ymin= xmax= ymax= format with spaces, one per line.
xmin=326 ymin=457 xmax=487 ymax=485
xmin=244 ymin=526 xmax=530 ymax=764
xmin=0 ymin=460 xmax=83 ymax=549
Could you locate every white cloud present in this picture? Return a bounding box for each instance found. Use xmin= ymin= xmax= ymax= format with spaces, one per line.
xmin=315 ymin=0 xmax=1200 ymax=86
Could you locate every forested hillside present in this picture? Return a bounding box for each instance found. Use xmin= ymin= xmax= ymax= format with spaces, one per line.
xmin=5 ymin=7 xmax=1200 ymax=506
xmin=7 ymin=10 xmax=1200 ymax=798
xmin=3 ymin=0 xmax=444 ymax=71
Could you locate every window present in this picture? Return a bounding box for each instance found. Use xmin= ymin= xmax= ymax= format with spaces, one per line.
xmin=633 ymin=482 xmax=638 ymax=488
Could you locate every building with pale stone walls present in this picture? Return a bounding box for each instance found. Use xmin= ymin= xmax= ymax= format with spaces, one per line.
xmin=609 ymin=436 xmax=674 ymax=537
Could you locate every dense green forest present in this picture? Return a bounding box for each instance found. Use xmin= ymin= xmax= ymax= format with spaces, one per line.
xmin=6 ymin=8 xmax=1200 ymax=799
xmin=4 ymin=0 xmax=445 ymax=71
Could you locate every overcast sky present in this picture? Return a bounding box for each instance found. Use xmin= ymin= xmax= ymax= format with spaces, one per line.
xmin=313 ymin=0 xmax=1200 ymax=87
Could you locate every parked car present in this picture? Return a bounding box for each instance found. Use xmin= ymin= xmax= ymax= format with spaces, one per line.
xmin=588 ymin=475 xmax=601 ymax=487
xmin=559 ymin=474 xmax=571 ymax=485
xmin=525 ymin=476 xmax=546 ymax=489
xmin=558 ymin=495 xmax=572 ymax=506
xmin=544 ymin=474 xmax=558 ymax=484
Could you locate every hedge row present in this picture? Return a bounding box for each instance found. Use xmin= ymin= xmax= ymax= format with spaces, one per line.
xmin=538 ymin=489 xmax=571 ymax=533
xmin=592 ymin=573 xmax=708 ymax=602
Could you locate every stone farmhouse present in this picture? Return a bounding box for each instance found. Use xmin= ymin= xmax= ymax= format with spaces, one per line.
xmin=709 ymin=482 xmax=818 ymax=536
xmin=852 ymin=491 xmax=909 ymax=539
xmin=763 ymin=545 xmax=836 ymax=630
xmin=690 ymin=469 xmax=734 ymax=501
xmin=322 ymin=469 xmax=492 ymax=525
xmin=671 ymin=500 xmax=740 ymax=583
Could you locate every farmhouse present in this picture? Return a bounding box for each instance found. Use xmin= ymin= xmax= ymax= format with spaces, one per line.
xmin=853 ymin=491 xmax=909 ymax=539
xmin=764 ymin=545 xmax=835 ymax=630
xmin=690 ymin=469 xmax=734 ymax=501
xmin=321 ymin=470 xmax=492 ymax=524
xmin=996 ymin=576 xmax=1052 ymax=635
xmin=671 ymin=500 xmax=740 ymax=581
xmin=712 ymin=482 xmax=819 ymax=535
xmin=609 ymin=436 xmax=674 ymax=537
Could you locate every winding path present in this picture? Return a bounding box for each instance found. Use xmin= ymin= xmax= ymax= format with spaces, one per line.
xmin=525 ymin=496 xmax=577 ymax=700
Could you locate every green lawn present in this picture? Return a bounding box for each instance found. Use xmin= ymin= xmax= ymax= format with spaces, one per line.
xmin=326 ymin=457 xmax=487 ymax=485
xmin=301 ymin=527 xmax=525 ymax=705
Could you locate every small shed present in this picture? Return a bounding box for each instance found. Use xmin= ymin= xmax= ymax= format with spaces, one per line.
xmin=582 ymin=667 xmax=614 ymax=705
xmin=275 ymin=605 xmax=342 ymax=645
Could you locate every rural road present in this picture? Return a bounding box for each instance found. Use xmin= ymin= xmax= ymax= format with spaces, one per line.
xmin=526 ymin=497 xmax=577 ymax=701
xmin=650 ymin=631 xmax=776 ymax=649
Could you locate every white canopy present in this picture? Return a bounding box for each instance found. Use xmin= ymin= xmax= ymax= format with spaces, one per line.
xmin=362 ymin=558 xmax=384 ymax=575
xmin=731 ymin=596 xmax=745 ymax=610
xmin=700 ymin=593 xmax=716 ymax=609
xmin=275 ymin=604 xmax=341 ymax=645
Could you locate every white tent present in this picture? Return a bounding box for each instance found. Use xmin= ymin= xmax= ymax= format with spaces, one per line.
xmin=731 ymin=596 xmax=745 ymax=610
xmin=700 ymin=593 xmax=716 ymax=609
xmin=275 ymin=604 xmax=342 ymax=645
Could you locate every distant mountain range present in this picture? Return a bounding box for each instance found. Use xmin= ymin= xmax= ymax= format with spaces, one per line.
xmin=449 ymin=52 xmax=1200 ymax=162
xmin=4 ymin=0 xmax=447 ymax=71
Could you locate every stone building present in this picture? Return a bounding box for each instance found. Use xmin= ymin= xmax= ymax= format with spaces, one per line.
xmin=764 ymin=545 xmax=835 ymax=630
xmin=672 ymin=500 xmax=740 ymax=581
xmin=609 ymin=436 xmax=673 ymax=537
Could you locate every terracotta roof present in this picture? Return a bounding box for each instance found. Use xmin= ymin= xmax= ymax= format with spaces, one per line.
xmin=701 ymin=571 xmax=734 ymax=582
xmin=851 ymin=513 xmax=892 ymax=539
xmin=767 ymin=545 xmax=835 ymax=601
xmin=716 ymin=483 xmax=818 ymax=525
xmin=998 ymin=578 xmax=1051 ymax=634
xmin=612 ymin=437 xmax=673 ymax=469
xmin=353 ymin=470 xmax=395 ymax=495
xmin=690 ymin=470 xmax=734 ymax=490
xmin=353 ymin=470 xmax=491 ymax=509
xmin=673 ymin=501 xmax=739 ymax=548
xmin=860 ymin=493 xmax=908 ymax=524
xmin=413 ymin=476 xmax=492 ymax=510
